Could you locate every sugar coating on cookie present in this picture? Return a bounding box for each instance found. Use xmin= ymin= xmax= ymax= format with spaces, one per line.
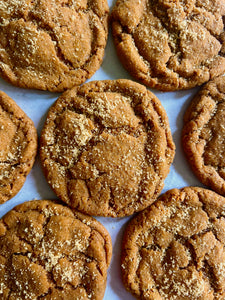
xmin=121 ymin=187 xmax=225 ymax=299
xmin=0 ymin=91 xmax=37 ymax=204
xmin=0 ymin=200 xmax=112 ymax=299
xmin=111 ymin=0 xmax=225 ymax=91
xmin=40 ymin=79 xmax=175 ymax=217
xmin=0 ymin=0 xmax=109 ymax=92
xmin=183 ymin=75 xmax=225 ymax=196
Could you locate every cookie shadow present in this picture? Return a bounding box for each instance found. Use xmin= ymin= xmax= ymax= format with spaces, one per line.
xmin=109 ymin=0 xmax=117 ymax=9
xmin=32 ymin=156 xmax=57 ymax=201
xmin=107 ymin=216 xmax=136 ymax=300
xmin=32 ymin=100 xmax=59 ymax=201
xmin=172 ymin=87 xmax=205 ymax=187
xmin=101 ymin=24 xmax=134 ymax=81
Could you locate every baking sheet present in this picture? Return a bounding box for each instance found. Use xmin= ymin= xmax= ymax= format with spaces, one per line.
xmin=0 ymin=1 xmax=205 ymax=299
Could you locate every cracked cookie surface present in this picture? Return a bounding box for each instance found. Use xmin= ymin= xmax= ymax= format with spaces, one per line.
xmin=0 ymin=0 xmax=109 ymax=92
xmin=0 ymin=200 xmax=112 ymax=300
xmin=182 ymin=75 xmax=225 ymax=196
xmin=0 ymin=91 xmax=37 ymax=204
xmin=121 ymin=187 xmax=225 ymax=299
xmin=40 ymin=79 xmax=175 ymax=217
xmin=111 ymin=0 xmax=225 ymax=91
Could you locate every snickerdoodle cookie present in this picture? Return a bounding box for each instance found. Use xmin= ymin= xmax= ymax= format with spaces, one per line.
xmin=111 ymin=0 xmax=225 ymax=91
xmin=0 ymin=0 xmax=109 ymax=92
xmin=40 ymin=79 xmax=175 ymax=217
xmin=0 ymin=91 xmax=37 ymax=204
xmin=0 ymin=200 xmax=112 ymax=299
xmin=121 ymin=187 xmax=225 ymax=299
xmin=183 ymin=75 xmax=225 ymax=196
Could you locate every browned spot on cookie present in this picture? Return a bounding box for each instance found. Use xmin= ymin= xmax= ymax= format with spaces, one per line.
xmin=40 ymin=79 xmax=175 ymax=217
xmin=111 ymin=0 xmax=225 ymax=91
xmin=121 ymin=187 xmax=225 ymax=299
xmin=0 ymin=91 xmax=37 ymax=204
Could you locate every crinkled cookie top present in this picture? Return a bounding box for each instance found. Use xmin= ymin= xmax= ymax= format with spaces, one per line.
xmin=111 ymin=0 xmax=225 ymax=91
xmin=0 ymin=0 xmax=109 ymax=91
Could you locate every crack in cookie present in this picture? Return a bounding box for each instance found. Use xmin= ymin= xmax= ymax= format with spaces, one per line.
xmin=182 ymin=75 xmax=225 ymax=196
xmin=121 ymin=187 xmax=225 ymax=299
xmin=0 ymin=200 xmax=112 ymax=300
xmin=0 ymin=0 xmax=109 ymax=92
xmin=40 ymin=79 xmax=175 ymax=217
xmin=0 ymin=91 xmax=37 ymax=204
xmin=111 ymin=0 xmax=225 ymax=91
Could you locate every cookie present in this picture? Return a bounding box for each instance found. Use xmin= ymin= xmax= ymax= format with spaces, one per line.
xmin=0 ymin=1 xmax=109 ymax=92
xmin=0 ymin=91 xmax=37 ymax=204
xmin=111 ymin=0 xmax=225 ymax=91
xmin=182 ymin=75 xmax=225 ymax=196
xmin=40 ymin=79 xmax=175 ymax=217
xmin=0 ymin=200 xmax=112 ymax=299
xmin=121 ymin=187 xmax=225 ymax=299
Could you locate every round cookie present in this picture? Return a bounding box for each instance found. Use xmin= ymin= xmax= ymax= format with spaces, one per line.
xmin=111 ymin=0 xmax=225 ymax=91
xmin=121 ymin=187 xmax=225 ymax=300
xmin=0 ymin=0 xmax=109 ymax=92
xmin=182 ymin=75 xmax=225 ymax=196
xmin=0 ymin=200 xmax=112 ymax=300
xmin=0 ymin=91 xmax=37 ymax=204
xmin=40 ymin=79 xmax=175 ymax=217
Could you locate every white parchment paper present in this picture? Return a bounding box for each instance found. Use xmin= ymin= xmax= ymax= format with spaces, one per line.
xmin=0 ymin=1 xmax=205 ymax=298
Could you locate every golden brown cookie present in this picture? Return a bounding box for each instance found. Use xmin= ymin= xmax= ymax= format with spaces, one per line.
xmin=0 ymin=0 xmax=109 ymax=92
xmin=40 ymin=79 xmax=175 ymax=217
xmin=182 ymin=75 xmax=225 ymax=196
xmin=0 ymin=200 xmax=112 ymax=299
xmin=111 ymin=0 xmax=225 ymax=91
xmin=0 ymin=91 xmax=37 ymax=204
xmin=121 ymin=187 xmax=225 ymax=300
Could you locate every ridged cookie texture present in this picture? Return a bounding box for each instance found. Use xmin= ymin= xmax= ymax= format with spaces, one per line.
xmin=40 ymin=79 xmax=175 ymax=217
xmin=183 ymin=75 xmax=225 ymax=196
xmin=111 ymin=0 xmax=225 ymax=91
xmin=0 ymin=0 xmax=109 ymax=92
xmin=0 ymin=200 xmax=112 ymax=300
xmin=121 ymin=187 xmax=225 ymax=300
xmin=0 ymin=91 xmax=37 ymax=204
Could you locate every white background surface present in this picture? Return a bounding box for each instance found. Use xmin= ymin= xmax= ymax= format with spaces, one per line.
xmin=0 ymin=0 xmax=205 ymax=299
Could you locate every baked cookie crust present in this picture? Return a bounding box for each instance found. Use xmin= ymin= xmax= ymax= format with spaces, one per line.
xmin=183 ymin=75 xmax=225 ymax=196
xmin=121 ymin=187 xmax=225 ymax=299
xmin=0 ymin=200 xmax=112 ymax=300
xmin=0 ymin=0 xmax=109 ymax=92
xmin=0 ymin=91 xmax=37 ymax=204
xmin=111 ymin=0 xmax=225 ymax=91
xmin=40 ymin=79 xmax=175 ymax=217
